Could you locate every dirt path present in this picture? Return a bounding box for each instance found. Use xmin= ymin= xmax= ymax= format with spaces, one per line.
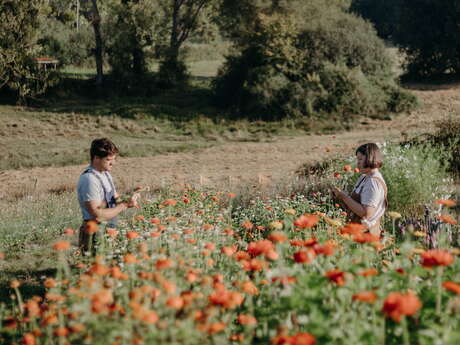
xmin=1 ymin=85 xmax=459 ymax=198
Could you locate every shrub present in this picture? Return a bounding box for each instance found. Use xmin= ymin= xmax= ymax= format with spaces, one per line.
xmin=429 ymin=117 xmax=460 ymax=176
xmin=214 ymin=0 xmax=416 ymax=120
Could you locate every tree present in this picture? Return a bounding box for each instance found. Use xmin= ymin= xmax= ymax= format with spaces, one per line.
xmin=352 ymin=0 xmax=460 ymax=78
xmin=214 ymin=0 xmax=416 ymax=120
xmin=157 ymin=0 xmax=216 ymax=86
xmin=81 ymin=0 xmax=105 ymax=84
xmin=105 ymin=0 xmax=160 ymax=81
xmin=0 ymin=0 xmax=56 ymax=103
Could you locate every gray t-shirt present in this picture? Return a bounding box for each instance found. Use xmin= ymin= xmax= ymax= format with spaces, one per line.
xmin=77 ymin=166 xmax=116 ymax=221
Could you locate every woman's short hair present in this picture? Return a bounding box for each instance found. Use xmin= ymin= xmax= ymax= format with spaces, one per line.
xmin=90 ymin=138 xmax=119 ymax=161
xmin=355 ymin=143 xmax=383 ymax=169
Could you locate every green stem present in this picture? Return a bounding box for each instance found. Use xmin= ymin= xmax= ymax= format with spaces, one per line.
xmin=13 ymin=287 xmax=24 ymax=314
xmin=402 ymin=316 xmax=410 ymax=345
xmin=436 ymin=266 xmax=443 ymax=316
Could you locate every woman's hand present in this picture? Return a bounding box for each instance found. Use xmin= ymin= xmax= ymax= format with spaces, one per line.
xmin=127 ymin=193 xmax=140 ymax=208
xmin=331 ymin=186 xmax=347 ymax=201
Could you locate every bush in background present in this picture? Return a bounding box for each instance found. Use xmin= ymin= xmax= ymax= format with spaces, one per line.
xmin=429 ymin=117 xmax=460 ymax=176
xmin=214 ymin=0 xmax=416 ymax=120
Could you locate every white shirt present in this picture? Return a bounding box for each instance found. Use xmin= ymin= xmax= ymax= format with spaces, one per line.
xmin=352 ymin=171 xmax=387 ymax=228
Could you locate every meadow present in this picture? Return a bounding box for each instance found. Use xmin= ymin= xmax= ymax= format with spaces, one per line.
xmin=1 ymin=137 xmax=459 ymax=344
xmin=1 ymin=47 xmax=460 ymax=345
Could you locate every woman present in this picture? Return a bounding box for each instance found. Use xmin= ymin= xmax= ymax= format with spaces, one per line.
xmin=332 ymin=143 xmax=387 ymax=236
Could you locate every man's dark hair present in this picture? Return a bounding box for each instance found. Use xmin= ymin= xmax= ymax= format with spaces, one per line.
xmin=90 ymin=138 xmax=119 ymax=161
xmin=355 ymin=143 xmax=383 ymax=169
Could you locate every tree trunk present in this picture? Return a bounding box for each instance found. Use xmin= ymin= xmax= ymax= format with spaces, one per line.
xmin=91 ymin=0 xmax=103 ymax=85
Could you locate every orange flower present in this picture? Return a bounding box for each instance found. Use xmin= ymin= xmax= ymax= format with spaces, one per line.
xmin=63 ymin=228 xmax=75 ymax=235
xmin=357 ymin=268 xmax=379 ymax=277
xmin=247 ymin=240 xmax=275 ymax=257
xmin=333 ymin=172 xmax=342 ymax=179
xmin=204 ymin=242 xmax=216 ymax=251
xmin=91 ymin=289 xmax=113 ymax=314
xmin=438 ymin=214 xmax=457 ymax=225
xmin=10 ymin=280 xmax=20 ymax=288
xmin=325 ymin=269 xmax=346 ymax=286
xmin=53 ymin=327 xmax=69 ymax=337
xmin=237 ymin=314 xmax=257 ymax=326
xmin=353 ymin=233 xmax=380 ymax=243
xmin=382 ymin=292 xmax=422 ymax=322
xmin=22 ymin=333 xmax=36 ymax=345
xmin=202 ymin=223 xmax=214 ymax=231
xmin=340 ymin=223 xmax=366 ymax=236
xmin=241 ymin=220 xmax=254 ymax=230
xmin=314 ymin=243 xmax=335 ymax=256
xmin=230 ymin=334 xmax=244 ymax=342
xmin=123 ymin=254 xmax=138 ymax=264
xmin=52 ymin=241 xmax=71 ymax=251
xmin=293 ymin=249 xmax=316 ymax=264
xmin=88 ymin=263 xmax=110 ymax=276
xmin=228 ymin=192 xmax=237 ymax=198
xmin=150 ymin=218 xmax=161 ymax=224
xmin=435 ymin=199 xmax=457 ymax=207
xmin=241 ymin=280 xmax=259 ymax=295
xmin=207 ymin=322 xmax=226 ymax=335
xmin=234 ymin=251 xmax=251 ymax=261
xmin=25 ymin=300 xmax=41 ymax=318
xmin=420 ymin=250 xmax=454 ymax=268
xmin=106 ymin=228 xmax=118 ymax=238
xmin=142 ymin=310 xmax=159 ymax=324
xmin=352 ymin=291 xmax=377 ymax=303
xmin=44 ymin=278 xmax=57 ymax=288
xmin=293 ymin=214 xmax=319 ymax=229
xmin=110 ymin=266 xmax=128 ymax=280
xmin=224 ymin=228 xmax=235 ymax=235
xmin=343 ymin=165 xmax=352 ymax=172
xmin=241 ymin=258 xmax=266 ymax=271
xmin=272 ymin=333 xmax=316 ymax=345
xmin=209 ymin=290 xmax=244 ymax=309
xmin=163 ymin=199 xmax=177 ymax=206
xmin=272 ymin=276 xmax=297 ymax=286
xmin=221 ymin=245 xmax=237 ymax=257
xmin=85 ymin=220 xmax=99 ymax=234
xmin=443 ymin=281 xmax=460 ymax=294
xmin=126 ymin=231 xmax=139 ymax=239
xmin=268 ymin=232 xmax=288 ymax=243
xmin=156 ymin=258 xmax=173 ymax=270
xmin=166 ymin=296 xmax=184 ymax=309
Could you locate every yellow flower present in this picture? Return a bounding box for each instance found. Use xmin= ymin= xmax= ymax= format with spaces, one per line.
xmin=387 ymin=211 xmax=402 ymax=219
xmin=268 ymin=221 xmax=283 ymax=231
xmin=411 ymin=248 xmax=426 ymax=255
xmin=324 ymin=217 xmax=343 ymax=227
xmin=284 ymin=209 xmax=296 ymax=215
xmin=412 ymin=231 xmax=427 ymax=237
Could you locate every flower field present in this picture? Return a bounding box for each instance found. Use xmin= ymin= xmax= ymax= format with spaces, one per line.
xmin=1 ymin=178 xmax=459 ymax=345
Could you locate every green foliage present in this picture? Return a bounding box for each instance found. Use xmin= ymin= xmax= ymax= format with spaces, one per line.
xmin=38 ymin=18 xmax=95 ymax=67
xmin=105 ymin=0 xmax=159 ymax=82
xmin=0 ymin=0 xmax=57 ymax=103
xmin=380 ymin=143 xmax=453 ymax=216
xmin=215 ymin=0 xmax=416 ymax=120
xmin=352 ymin=0 xmax=460 ymax=78
xmin=429 ymin=117 xmax=460 ymax=176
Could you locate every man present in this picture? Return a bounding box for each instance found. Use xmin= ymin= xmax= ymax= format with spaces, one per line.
xmin=77 ymin=138 xmax=138 ymax=252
